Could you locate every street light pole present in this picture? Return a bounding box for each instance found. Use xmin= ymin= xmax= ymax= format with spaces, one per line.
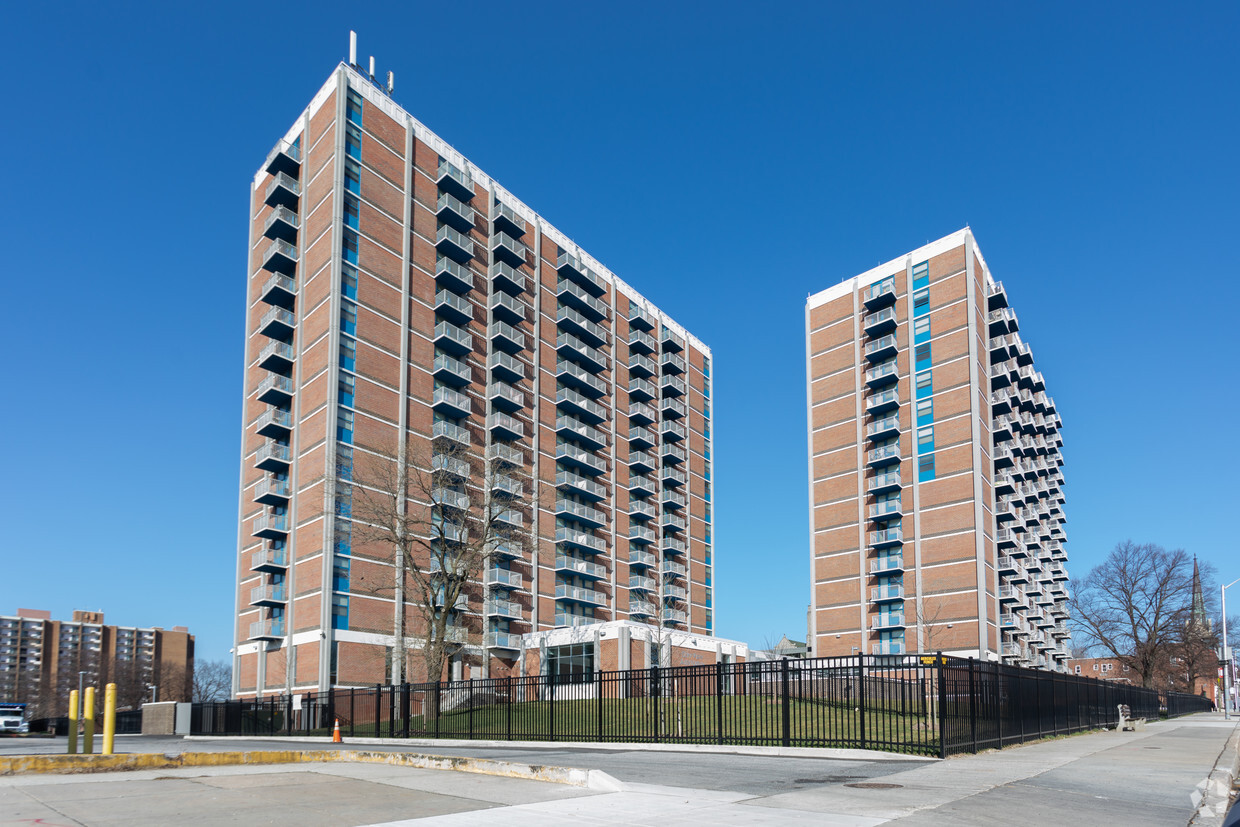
xmin=1224 ymin=579 xmax=1238 ymax=720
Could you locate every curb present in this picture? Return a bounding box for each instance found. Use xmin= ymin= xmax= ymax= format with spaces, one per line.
xmin=181 ymin=734 xmax=935 ymax=763
xmin=0 ymin=749 xmax=623 ymax=791
xmin=1191 ymin=722 xmax=1240 ymax=827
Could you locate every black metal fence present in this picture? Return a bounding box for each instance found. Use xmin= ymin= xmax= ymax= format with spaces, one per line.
xmin=191 ymin=654 xmax=1215 ymax=757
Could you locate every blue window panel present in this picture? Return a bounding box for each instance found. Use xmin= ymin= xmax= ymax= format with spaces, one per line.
xmin=917 ymin=425 xmax=935 ymax=454
xmin=346 ymin=90 xmax=363 ymax=126
xmin=917 ymin=399 xmax=933 ymax=426
xmin=341 ymin=301 xmax=357 ymax=335
xmin=919 ymin=454 xmax=936 ymax=482
xmin=338 ymin=375 xmax=355 ymax=408
xmin=915 ymin=342 xmax=932 ymax=372
xmin=331 ymin=596 xmax=349 ymax=630
xmin=334 ymin=521 xmax=352 ymax=555
xmin=340 ymin=337 xmax=356 ymax=371
xmin=342 ymin=265 xmax=358 ymax=299
xmin=913 ymin=316 xmax=931 ymax=345
xmin=342 ymin=230 xmax=359 ymax=265
xmin=913 ymin=287 xmax=930 ymax=317
xmin=912 ymin=261 xmax=929 ymax=289
xmin=346 ymin=123 xmax=362 ymax=160
xmin=344 ymin=196 xmax=360 ymax=229
xmin=916 ymin=370 xmax=933 ymax=399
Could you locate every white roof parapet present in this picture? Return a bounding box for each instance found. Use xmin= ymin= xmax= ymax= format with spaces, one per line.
xmin=261 ymin=64 xmax=709 ymax=355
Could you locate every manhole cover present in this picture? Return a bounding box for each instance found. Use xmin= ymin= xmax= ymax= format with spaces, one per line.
xmin=845 ymin=782 xmax=904 ymax=789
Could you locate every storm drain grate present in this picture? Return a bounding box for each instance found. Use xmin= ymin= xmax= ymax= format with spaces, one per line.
xmin=844 ymin=782 xmax=904 ymax=789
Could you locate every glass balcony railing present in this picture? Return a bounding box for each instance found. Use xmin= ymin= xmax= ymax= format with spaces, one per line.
xmin=556 ymin=526 xmax=606 ymax=554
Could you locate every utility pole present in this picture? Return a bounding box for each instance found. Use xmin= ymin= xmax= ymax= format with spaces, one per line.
xmin=1224 ymin=579 xmax=1238 ymax=720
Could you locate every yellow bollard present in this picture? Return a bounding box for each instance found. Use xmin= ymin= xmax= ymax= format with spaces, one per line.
xmin=102 ymin=683 xmax=117 ymax=755
xmin=83 ymin=686 xmax=95 ymax=755
xmin=67 ymin=689 xmax=79 ymax=755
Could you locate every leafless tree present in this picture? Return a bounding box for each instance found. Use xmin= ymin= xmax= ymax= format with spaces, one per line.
xmin=193 ymin=660 xmax=232 ymax=702
xmin=345 ymin=435 xmax=533 ymax=702
xmin=1069 ymin=541 xmax=1201 ymax=689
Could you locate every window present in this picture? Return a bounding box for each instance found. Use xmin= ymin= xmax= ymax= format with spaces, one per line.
xmin=341 ymin=300 xmax=357 ymax=335
xmin=345 ymin=122 xmax=362 ymax=160
xmin=917 ymin=425 xmax=934 ymax=451
xmin=331 ymin=594 xmax=349 ymax=630
xmin=345 ymin=157 xmax=361 ymax=194
xmin=913 ymin=287 xmax=930 ymax=317
xmin=918 ymin=453 xmax=936 ymax=482
xmin=340 ymin=337 xmax=356 ymax=371
xmin=342 ymin=229 xmax=359 ymax=265
xmin=915 ymin=343 xmax=931 ymax=371
xmin=346 ymin=89 xmax=363 ymax=125
xmin=703 ymin=357 xmax=710 ymax=378
xmin=341 ymin=264 xmax=358 ymax=299
xmin=547 ymin=642 xmax=594 ymax=684
xmin=344 ymin=195 xmax=360 ymax=230
xmin=1074 ymin=665 xmax=1081 ymax=674
xmin=333 ymin=519 xmax=351 ymax=554
xmin=911 ymin=260 xmax=929 ymax=287
xmin=332 ymin=556 xmax=350 ymax=591
xmin=1101 ymin=663 xmax=1113 ymax=673
xmin=913 ymin=316 xmax=930 ymax=343
xmin=338 ymin=373 xmax=355 ymax=407
xmin=337 ymin=409 xmax=354 ymax=443
xmin=337 ymin=445 xmax=353 ymax=480
xmin=917 ymin=398 xmax=933 ymax=425
xmin=915 ymin=370 xmax=933 ymax=399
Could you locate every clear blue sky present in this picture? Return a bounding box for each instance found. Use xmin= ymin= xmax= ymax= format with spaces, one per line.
xmin=2 ymin=2 xmax=1236 ymax=663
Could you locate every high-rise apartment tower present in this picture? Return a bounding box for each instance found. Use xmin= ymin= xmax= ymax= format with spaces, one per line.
xmin=804 ymin=229 xmax=1068 ymax=669
xmin=235 ymin=59 xmax=715 ymax=697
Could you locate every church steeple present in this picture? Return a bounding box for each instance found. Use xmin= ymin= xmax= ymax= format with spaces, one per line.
xmin=1189 ymin=556 xmax=1210 ymax=632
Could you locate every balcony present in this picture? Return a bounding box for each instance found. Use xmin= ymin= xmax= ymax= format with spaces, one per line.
xmin=255 ymin=407 xmax=292 ymax=438
xmin=870 ymin=555 xmax=904 ymax=574
xmin=870 ymin=614 xmax=905 ymax=630
xmin=629 ymin=303 xmax=656 ymax=331
xmin=629 ymin=328 xmax=656 ymax=354
xmin=630 ymin=524 xmax=655 ymax=544
xmin=435 ymin=192 xmax=475 ymax=233
xmin=662 ymin=537 xmax=687 ymax=556
xmin=255 ymin=441 xmax=291 ymax=472
xmin=435 ymin=257 xmax=475 ymax=295
xmin=871 ymin=584 xmax=904 ymax=602
xmin=558 ymin=414 xmax=608 ymax=450
xmin=558 ymin=386 xmax=607 ymax=423
xmin=488 ymin=411 xmax=524 ymax=440
xmin=256 ymin=373 xmax=295 ymax=407
xmin=557 ymin=469 xmax=606 ymax=501
xmin=558 ymin=359 xmax=607 ymax=397
xmin=663 ymin=584 xmax=687 ymax=601
xmin=258 ymin=306 xmax=295 ymax=340
xmin=252 ymin=512 xmax=288 ymax=540
xmin=866 ymin=415 xmax=900 ymax=441
xmin=864 ymin=334 xmax=898 ymax=362
xmin=262 ymin=205 xmax=299 ymax=244
xmin=558 ymin=305 xmax=608 ymax=347
xmin=555 ymin=498 xmax=608 ymax=528
xmin=869 ymin=526 xmax=902 ymax=548
xmin=630 ymin=549 xmax=656 ymax=568
xmin=662 ymin=608 xmax=687 ymax=625
xmin=987 ymin=307 xmax=1018 ymax=335
xmin=432 ymin=385 xmax=472 ymax=418
xmin=258 ymin=272 xmax=297 ymax=311
xmin=436 ymin=225 xmax=475 ymax=263
xmin=432 ymin=486 xmax=470 ymax=511
xmin=557 ymin=441 xmax=607 ymax=475
xmin=867 ymin=471 xmax=901 ymax=494
xmin=557 ymin=554 xmax=607 ymax=580
xmin=432 ymin=419 xmax=471 ymax=447
xmin=557 ymin=331 xmax=609 ymax=373
xmin=249 ymin=619 xmax=285 ymax=640
xmin=488 ymin=350 xmax=525 ymax=383
xmin=662 ymin=559 xmax=687 ymax=579
xmin=485 ymin=630 xmax=523 ymax=651
xmin=248 ymin=585 xmax=286 ymax=612
xmin=661 ymin=512 xmax=687 ymax=532
xmin=556 ymin=251 xmax=608 ymax=297
xmin=865 ymin=360 xmax=899 ymax=388
xmin=253 ymin=477 xmax=290 ymax=506
xmin=868 ymin=500 xmax=902 ymax=522
xmin=660 ymin=374 xmax=687 ymax=397
xmin=491 ymin=291 xmax=527 ymax=325
xmin=264 ymin=172 xmax=300 ymax=209
xmin=872 ymin=641 xmax=905 ymax=656
xmin=494 ymin=508 xmax=524 ymax=528
xmin=661 ymin=442 xmax=687 ymax=464
xmin=556 ymin=584 xmax=607 ymax=606
xmin=264 ymin=139 xmax=301 ymax=177
xmin=250 ymin=545 xmax=288 ymax=572
xmin=434 ymin=452 xmax=471 ymax=478
xmin=433 ymin=351 xmax=472 ymax=386
xmin=864 ymin=277 xmax=897 ymax=309
xmin=491 ymin=232 xmax=528 ymax=267
xmin=629 ymin=472 xmax=655 ymax=501
xmin=629 ymin=498 xmax=655 ymax=520
xmin=492 ymin=201 xmax=526 ymax=236
xmin=628 ymin=449 xmax=656 ymax=474
xmin=485 ymin=568 xmax=524 ymax=590
xmin=489 ymin=381 xmax=523 ymax=413
xmin=556 ymin=278 xmax=608 ymax=322
xmin=998 ymin=585 xmax=1025 ymax=605
xmin=492 ymin=472 xmax=523 ymax=498
xmin=434 ymin=287 xmax=473 ymax=325
xmin=629 ymin=353 xmax=657 ymax=378
xmin=629 ymin=599 xmax=656 ymax=617
xmin=629 ymin=401 xmax=656 ymax=426
xmin=661 ymin=326 xmax=685 ymax=352
xmin=434 ymin=320 xmax=472 ymax=356
xmin=435 ymin=160 xmax=474 ymax=201
xmin=661 ymin=352 xmax=686 ymax=374
xmin=555 ymin=613 xmax=597 ymax=628
xmin=629 ymin=377 xmax=656 ymax=401
xmin=863 ymin=306 xmax=897 ymax=336
xmin=557 ymin=526 xmax=607 ymax=554
xmin=661 ymin=488 xmax=687 ymax=510
xmin=485 ymin=598 xmax=523 ymax=619
xmin=629 ymin=425 xmax=656 ymax=450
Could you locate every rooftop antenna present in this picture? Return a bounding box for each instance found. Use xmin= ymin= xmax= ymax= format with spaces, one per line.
xmin=369 ymin=56 xmax=375 ymax=81
xmin=387 ymin=71 xmax=395 ymax=95
xmin=349 ymin=31 xmax=357 ymax=66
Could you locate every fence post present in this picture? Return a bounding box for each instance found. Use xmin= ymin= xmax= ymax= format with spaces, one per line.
xmin=597 ymin=670 xmax=604 ymax=741
xmin=350 ymin=690 xmax=356 ymax=738
xmin=937 ymin=654 xmax=947 ymax=758
xmin=716 ymin=664 xmax=724 ymax=746
xmin=857 ymin=655 xmax=866 ymax=750
xmin=968 ymin=658 xmax=978 ymax=754
xmin=506 ymin=676 xmax=513 ymax=742
xmin=781 ymin=658 xmax=792 ymax=748
xmin=549 ymin=670 xmax=556 ymax=743
xmin=375 ymin=684 xmax=382 ymax=739
xmin=434 ymin=683 xmax=441 ymax=740
xmin=401 ymin=682 xmax=410 ymax=738
xmin=651 ymin=665 xmax=660 ymax=744
xmin=995 ymin=662 xmax=1003 ymax=748
xmin=468 ymin=679 xmax=474 ymax=740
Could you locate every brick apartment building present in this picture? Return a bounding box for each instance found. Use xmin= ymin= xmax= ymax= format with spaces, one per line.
xmin=0 ymin=609 xmax=194 ymax=716
xmin=804 ymin=229 xmax=1070 ymax=669
xmin=235 ymin=52 xmax=716 ymax=696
